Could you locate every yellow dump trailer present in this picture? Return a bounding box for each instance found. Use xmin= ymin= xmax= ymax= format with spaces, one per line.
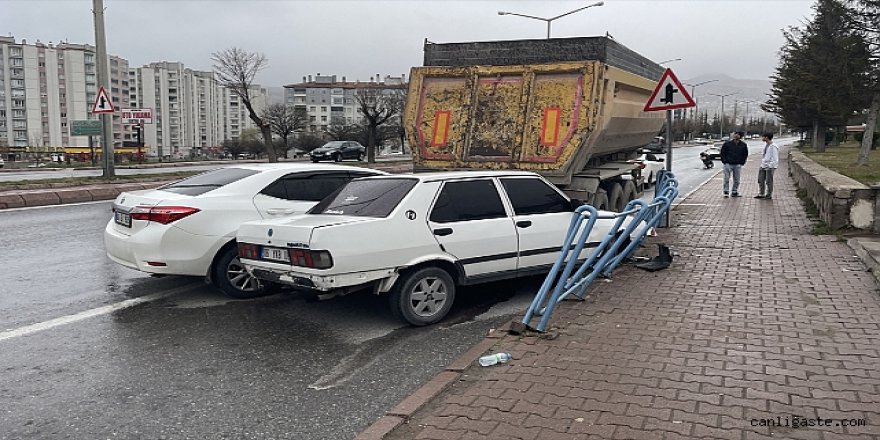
xmin=404 ymin=37 xmax=665 ymax=210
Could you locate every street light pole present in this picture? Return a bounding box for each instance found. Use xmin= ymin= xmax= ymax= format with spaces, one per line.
xmin=684 ymin=79 xmax=718 ymax=140
xmin=498 ymin=2 xmax=604 ymax=39
xmin=708 ymin=92 xmax=736 ymax=139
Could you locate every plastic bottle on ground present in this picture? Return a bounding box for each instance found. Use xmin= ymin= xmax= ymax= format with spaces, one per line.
xmin=478 ymin=352 xmax=512 ymax=367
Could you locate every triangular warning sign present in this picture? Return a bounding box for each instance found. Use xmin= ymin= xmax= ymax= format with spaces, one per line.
xmin=644 ymin=69 xmax=696 ymax=112
xmin=92 ymin=86 xmax=115 ymax=114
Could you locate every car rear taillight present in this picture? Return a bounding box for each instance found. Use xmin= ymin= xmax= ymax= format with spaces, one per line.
xmin=289 ymin=249 xmax=333 ymax=269
xmin=130 ymin=206 xmax=200 ymax=224
xmin=238 ymin=243 xmax=260 ymax=260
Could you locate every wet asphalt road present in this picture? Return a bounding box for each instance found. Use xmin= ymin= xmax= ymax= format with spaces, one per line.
xmin=0 ymin=201 xmax=538 ymax=440
xmin=0 ymin=139 xmax=794 ymax=439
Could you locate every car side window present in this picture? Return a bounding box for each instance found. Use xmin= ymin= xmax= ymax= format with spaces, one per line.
xmin=261 ymin=172 xmax=352 ymax=202
xmin=430 ymin=180 xmax=507 ymax=223
xmin=500 ymin=178 xmax=570 ymax=215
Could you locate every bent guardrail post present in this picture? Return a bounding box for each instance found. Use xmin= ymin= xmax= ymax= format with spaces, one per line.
xmin=519 ymin=204 xmax=598 ymax=330
xmin=520 ymin=174 xmax=680 ymax=333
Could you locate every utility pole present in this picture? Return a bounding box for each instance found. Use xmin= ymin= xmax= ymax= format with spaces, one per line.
xmin=93 ymin=0 xmax=114 ymax=177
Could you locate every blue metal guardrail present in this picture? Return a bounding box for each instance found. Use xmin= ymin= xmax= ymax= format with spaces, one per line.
xmin=518 ymin=172 xmax=679 ymax=333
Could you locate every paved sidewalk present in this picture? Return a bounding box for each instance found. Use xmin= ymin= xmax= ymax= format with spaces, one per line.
xmin=363 ymin=147 xmax=880 ymax=440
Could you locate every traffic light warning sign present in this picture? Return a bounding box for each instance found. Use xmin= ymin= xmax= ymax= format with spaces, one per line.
xmin=644 ymin=69 xmax=696 ymax=112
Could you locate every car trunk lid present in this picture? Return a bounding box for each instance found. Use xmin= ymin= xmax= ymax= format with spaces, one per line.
xmin=110 ymin=189 xmax=194 ymax=236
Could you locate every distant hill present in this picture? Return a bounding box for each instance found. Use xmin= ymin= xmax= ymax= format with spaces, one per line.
xmin=683 ymin=74 xmax=771 ymax=122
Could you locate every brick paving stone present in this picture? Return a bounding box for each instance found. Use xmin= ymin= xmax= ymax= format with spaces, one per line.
xmin=375 ymin=146 xmax=880 ymax=440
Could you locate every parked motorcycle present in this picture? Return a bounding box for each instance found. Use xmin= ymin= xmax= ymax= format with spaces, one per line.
xmin=700 ymin=152 xmax=714 ymax=169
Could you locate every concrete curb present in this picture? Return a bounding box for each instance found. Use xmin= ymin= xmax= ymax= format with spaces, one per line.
xmin=354 ymin=326 xmax=507 ymax=440
xmin=0 ymin=181 xmax=170 ymax=209
xmin=847 ymin=236 xmax=880 ymax=284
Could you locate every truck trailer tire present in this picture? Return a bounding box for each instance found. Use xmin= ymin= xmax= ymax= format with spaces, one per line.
xmin=592 ymin=191 xmax=609 ymax=210
xmin=606 ymin=182 xmax=624 ymax=212
xmin=622 ymin=181 xmax=637 ymax=207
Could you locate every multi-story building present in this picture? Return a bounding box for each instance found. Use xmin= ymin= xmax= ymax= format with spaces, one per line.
xmin=219 ymin=84 xmax=269 ymax=143
xmin=128 ymin=62 xmax=268 ymax=159
xmin=0 ymin=36 xmax=130 ymax=159
xmin=283 ymin=73 xmax=406 ymax=134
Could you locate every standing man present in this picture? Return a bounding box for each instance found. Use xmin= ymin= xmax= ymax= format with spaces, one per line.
xmin=720 ymin=131 xmax=749 ymax=197
xmin=755 ymin=133 xmax=779 ymax=199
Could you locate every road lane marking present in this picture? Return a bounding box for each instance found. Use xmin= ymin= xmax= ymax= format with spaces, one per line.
xmin=0 ymin=282 xmax=201 ymax=342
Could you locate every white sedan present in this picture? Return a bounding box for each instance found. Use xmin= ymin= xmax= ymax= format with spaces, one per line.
xmin=237 ymin=171 xmax=638 ymax=325
xmin=633 ymin=152 xmax=666 ymax=188
xmin=104 ymin=163 xmax=386 ymax=298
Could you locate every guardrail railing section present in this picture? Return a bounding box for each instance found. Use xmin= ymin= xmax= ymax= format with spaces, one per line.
xmin=515 ymin=171 xmax=679 ymax=333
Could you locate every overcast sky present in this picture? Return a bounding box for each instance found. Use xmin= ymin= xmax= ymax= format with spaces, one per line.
xmin=2 ymin=0 xmax=816 ymax=87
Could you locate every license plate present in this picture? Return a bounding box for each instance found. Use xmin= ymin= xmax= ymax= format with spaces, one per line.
xmin=114 ymin=210 xmax=131 ymax=227
xmin=261 ymin=247 xmax=290 ymax=263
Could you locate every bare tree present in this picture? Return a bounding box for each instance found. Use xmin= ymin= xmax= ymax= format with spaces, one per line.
xmin=325 ymin=117 xmax=361 ymax=141
xmin=262 ymin=104 xmax=308 ymax=158
xmin=222 ymin=139 xmax=246 ymax=159
xmin=211 ymin=47 xmax=277 ymax=162
xmin=355 ymin=86 xmax=406 ymax=163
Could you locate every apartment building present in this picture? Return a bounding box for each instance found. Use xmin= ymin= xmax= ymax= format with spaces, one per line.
xmin=219 ymin=84 xmax=269 ymax=143
xmin=283 ymin=73 xmax=406 ymax=134
xmin=128 ymin=62 xmax=269 ymax=159
xmin=0 ymin=36 xmax=130 ymax=157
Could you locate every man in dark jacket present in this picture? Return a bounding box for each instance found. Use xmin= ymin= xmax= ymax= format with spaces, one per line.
xmin=720 ymin=131 xmax=749 ymax=197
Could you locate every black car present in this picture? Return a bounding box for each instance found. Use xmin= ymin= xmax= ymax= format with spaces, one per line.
xmin=309 ymin=141 xmax=366 ymax=162
xmin=641 ymin=136 xmax=666 ymax=153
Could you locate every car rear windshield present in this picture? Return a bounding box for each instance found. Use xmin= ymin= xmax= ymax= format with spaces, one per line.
xmin=308 ymin=178 xmax=417 ymax=217
xmin=158 ymin=168 xmax=259 ymax=196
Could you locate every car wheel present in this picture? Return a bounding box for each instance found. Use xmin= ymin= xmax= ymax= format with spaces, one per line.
xmin=333 ymin=153 xmax=341 ymax=162
xmin=213 ymin=245 xmax=269 ymax=299
xmin=389 ymin=266 xmax=456 ymax=326
xmin=645 ymin=172 xmax=654 ymax=190
xmin=358 ymin=153 xmax=365 ymax=161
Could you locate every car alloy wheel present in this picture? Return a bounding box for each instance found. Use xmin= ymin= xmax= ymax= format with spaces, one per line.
xmin=213 ymin=245 xmax=269 ymax=299
xmin=390 ymin=266 xmax=456 ymax=326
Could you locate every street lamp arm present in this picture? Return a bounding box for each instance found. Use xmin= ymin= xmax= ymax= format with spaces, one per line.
xmin=548 ymin=1 xmax=604 ymax=21
xmin=686 ymin=79 xmax=719 ymax=88
xmin=497 ymin=11 xmax=548 ymax=21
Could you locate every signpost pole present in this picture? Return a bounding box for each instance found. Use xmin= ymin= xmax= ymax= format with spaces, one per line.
xmin=662 ymin=109 xmax=673 ymax=228
xmin=89 ymin=135 xmax=96 ymax=166
xmin=92 ymin=0 xmax=114 ymax=178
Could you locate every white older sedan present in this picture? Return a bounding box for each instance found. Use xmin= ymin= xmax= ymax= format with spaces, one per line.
xmin=104 ymin=163 xmax=385 ymax=298
xmin=237 ymin=171 xmax=636 ymax=325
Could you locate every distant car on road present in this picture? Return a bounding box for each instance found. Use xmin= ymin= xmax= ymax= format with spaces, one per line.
xmin=641 ymin=136 xmax=666 ymax=153
xmin=701 ymin=143 xmax=723 ymax=161
xmin=309 ymin=141 xmax=366 ymax=162
xmin=0 ymin=157 xmax=4 ymax=168
xmin=630 ymin=152 xmax=665 ymax=188
xmin=104 ymin=163 xmax=386 ymax=299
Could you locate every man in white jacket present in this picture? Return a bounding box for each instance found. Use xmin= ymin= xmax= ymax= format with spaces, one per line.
xmin=755 ymin=133 xmax=779 ymax=200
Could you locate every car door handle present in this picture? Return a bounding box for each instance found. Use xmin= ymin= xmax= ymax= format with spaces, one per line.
xmin=267 ymin=208 xmax=296 ymax=215
xmin=516 ymin=221 xmax=532 ymax=228
xmin=433 ymin=228 xmax=453 ymax=236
